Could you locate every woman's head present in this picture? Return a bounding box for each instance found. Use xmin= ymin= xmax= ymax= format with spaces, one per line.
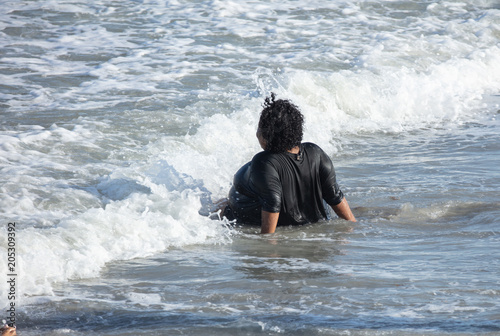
xmin=257 ymin=93 xmax=304 ymax=153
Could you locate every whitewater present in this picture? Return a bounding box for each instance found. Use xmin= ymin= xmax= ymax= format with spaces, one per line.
xmin=0 ymin=0 xmax=499 ymax=335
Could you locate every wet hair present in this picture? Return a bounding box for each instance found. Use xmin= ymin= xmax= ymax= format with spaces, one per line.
xmin=258 ymin=93 xmax=304 ymax=153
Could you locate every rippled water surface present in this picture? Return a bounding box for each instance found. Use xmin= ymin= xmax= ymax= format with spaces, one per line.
xmin=1 ymin=0 xmax=499 ymax=335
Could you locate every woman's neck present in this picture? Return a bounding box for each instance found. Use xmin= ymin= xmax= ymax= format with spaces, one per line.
xmin=287 ymin=145 xmax=300 ymax=154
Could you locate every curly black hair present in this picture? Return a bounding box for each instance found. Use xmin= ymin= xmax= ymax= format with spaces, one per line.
xmin=258 ymin=93 xmax=304 ymax=153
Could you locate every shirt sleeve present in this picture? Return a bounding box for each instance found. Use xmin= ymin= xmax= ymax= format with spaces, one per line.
xmin=318 ymin=148 xmax=344 ymax=206
xmin=248 ymin=154 xmax=282 ymax=213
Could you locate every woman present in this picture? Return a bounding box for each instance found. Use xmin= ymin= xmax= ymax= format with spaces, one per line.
xmin=222 ymin=93 xmax=356 ymax=233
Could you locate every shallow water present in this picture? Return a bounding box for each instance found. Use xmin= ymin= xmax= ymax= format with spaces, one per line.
xmin=1 ymin=0 xmax=500 ymax=335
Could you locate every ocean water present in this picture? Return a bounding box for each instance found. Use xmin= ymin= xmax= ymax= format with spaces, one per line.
xmin=1 ymin=0 xmax=500 ymax=335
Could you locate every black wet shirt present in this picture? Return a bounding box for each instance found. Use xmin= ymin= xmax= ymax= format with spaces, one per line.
xmin=228 ymin=142 xmax=344 ymax=226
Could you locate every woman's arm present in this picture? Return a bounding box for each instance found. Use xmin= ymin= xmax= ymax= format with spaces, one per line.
xmin=331 ymin=198 xmax=356 ymax=222
xmin=261 ymin=210 xmax=280 ymax=234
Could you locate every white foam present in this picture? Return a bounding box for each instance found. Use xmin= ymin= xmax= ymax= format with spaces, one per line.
xmin=1 ymin=0 xmax=499 ymax=311
xmin=283 ymin=46 xmax=500 ymax=141
xmin=0 ymin=121 xmax=235 ymax=306
xmin=1 ymin=187 xmax=232 ymax=306
xmin=126 ymin=292 xmax=163 ymax=306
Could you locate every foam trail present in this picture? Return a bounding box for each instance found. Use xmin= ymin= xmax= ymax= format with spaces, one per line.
xmin=250 ymin=49 xmax=493 ymax=152
xmin=0 ymin=156 xmax=233 ymax=306
xmin=0 ymin=0 xmax=499 ymax=323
